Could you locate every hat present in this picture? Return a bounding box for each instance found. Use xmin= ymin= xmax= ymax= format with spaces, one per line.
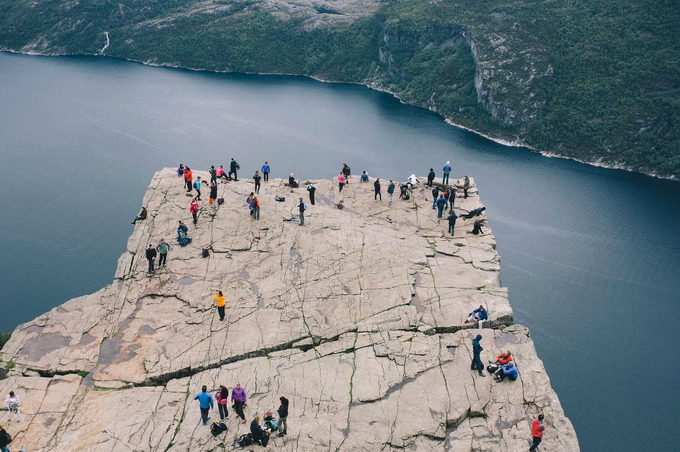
xmin=299 ymin=197 xmax=303 ymax=200
xmin=479 ymin=305 xmax=485 ymax=310
xmin=507 ymin=361 xmax=514 ymax=367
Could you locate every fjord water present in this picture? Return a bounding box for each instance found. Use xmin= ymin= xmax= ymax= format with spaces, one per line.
xmin=1 ymin=52 xmax=678 ymax=451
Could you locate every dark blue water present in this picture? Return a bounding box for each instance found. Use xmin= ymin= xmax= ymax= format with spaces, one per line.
xmin=1 ymin=52 xmax=678 ymax=451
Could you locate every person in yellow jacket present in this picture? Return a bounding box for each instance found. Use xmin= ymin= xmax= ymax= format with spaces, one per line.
xmin=215 ymin=290 xmax=226 ymax=321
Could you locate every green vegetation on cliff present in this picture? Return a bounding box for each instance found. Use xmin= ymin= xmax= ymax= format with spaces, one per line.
xmin=1 ymin=0 xmax=678 ymax=178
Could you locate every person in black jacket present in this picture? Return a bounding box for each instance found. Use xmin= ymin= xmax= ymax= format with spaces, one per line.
xmin=250 ymin=416 xmax=269 ymax=446
xmin=470 ymin=334 xmax=486 ymax=377
xmin=0 ymin=425 xmax=11 ymax=451
xmin=277 ymin=396 xmax=289 ymax=437
xmin=427 ymin=168 xmax=436 ymax=187
xmin=298 ymin=198 xmax=306 ymax=226
xmin=132 ymin=206 xmax=147 ymax=225
xmin=374 ymin=178 xmax=382 ymax=201
xmin=145 ymin=244 xmax=157 ymax=274
xmin=307 ymin=184 xmax=316 ymax=205
xmin=229 ymin=158 xmax=239 ymax=181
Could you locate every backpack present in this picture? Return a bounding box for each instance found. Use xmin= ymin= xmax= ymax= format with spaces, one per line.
xmin=264 ymin=418 xmax=278 ymax=432
xmin=178 ymin=236 xmax=192 ymax=247
xmin=235 ymin=162 xmax=240 ymax=170
xmin=304 ymin=203 xmax=308 ymax=210
xmin=236 ymin=433 xmax=254 ymax=447
xmin=202 ymin=248 xmax=210 ymax=258
xmin=210 ymin=421 xmax=227 ymax=437
xmin=194 ymin=180 xmax=201 ymax=190
xmin=275 ymin=196 xmax=286 ymax=202
xmin=217 ymin=198 xmax=225 ymax=205
xmin=487 ymin=364 xmax=500 ymax=374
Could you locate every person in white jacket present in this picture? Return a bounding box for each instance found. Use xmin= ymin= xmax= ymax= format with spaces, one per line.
xmin=5 ymin=391 xmax=19 ymax=422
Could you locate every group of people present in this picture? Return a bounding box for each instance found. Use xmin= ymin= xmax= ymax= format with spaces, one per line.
xmin=193 ymin=384 xmax=289 ymax=445
xmin=469 ymin=334 xmax=518 ymax=383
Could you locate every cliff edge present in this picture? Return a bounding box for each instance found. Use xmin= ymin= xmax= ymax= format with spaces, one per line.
xmin=0 ymin=169 xmax=579 ymax=451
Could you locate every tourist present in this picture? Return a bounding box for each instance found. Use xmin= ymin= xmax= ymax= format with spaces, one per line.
xmin=5 ymin=392 xmax=19 ymax=423
xmin=0 ymin=425 xmax=11 ymax=452
xmin=447 ymin=210 xmax=457 ymax=236
xmin=338 ymin=172 xmax=346 ymax=192
xmin=436 ymin=194 xmax=447 ymax=218
xmin=184 ymin=166 xmax=193 ymax=193
xmin=177 ymin=220 xmax=189 ymax=240
xmin=462 ymin=206 xmax=486 ymax=219
xmin=209 ymin=166 xmax=217 ymax=184
xmin=427 ymin=168 xmax=436 ymax=187
xmin=277 ymin=396 xmax=289 ymax=437
xmin=470 ymin=334 xmax=486 ymax=377
xmin=232 ymin=383 xmax=247 ymax=424
xmin=253 ymin=170 xmax=261 ymax=194
xmin=250 ymin=415 xmax=270 ymax=446
xmin=387 ymin=180 xmax=395 ymax=204
xmin=360 ymin=171 xmax=369 ymax=182
xmin=466 ymin=305 xmax=488 ymax=324
xmin=463 ymin=176 xmax=471 ymax=198
xmin=145 ymin=244 xmax=157 ymax=275
xmin=307 ymin=183 xmax=316 ymax=205
xmin=529 ymin=414 xmax=545 ymax=451
xmin=342 ymin=163 xmax=351 ymax=183
xmin=156 ymin=238 xmax=170 ymax=268
xmin=399 ymin=183 xmax=409 ymax=200
xmin=189 ymin=199 xmax=199 ymax=225
xmin=193 ymin=176 xmax=202 ymax=200
xmin=252 ymin=195 xmax=260 ymax=220
xmin=215 ymin=290 xmax=226 ymax=321
xmin=441 ymin=188 xmax=449 ymax=210
xmin=374 ymin=178 xmax=382 ymax=201
xmin=209 ymin=182 xmax=218 ymax=205
xmin=299 ymin=197 xmax=306 ymax=226
xmin=442 ymin=161 xmax=452 ymax=185
xmin=216 ymin=165 xmax=227 ymax=181
xmin=431 ymin=186 xmax=439 ymax=209
xmin=177 ymin=164 xmax=185 ymax=177
xmin=261 ymin=161 xmax=271 ymax=181
xmin=193 ymin=385 xmax=214 ymax=426
xmin=229 ymin=158 xmax=239 ymax=181
xmin=469 ymin=219 xmax=484 ymax=235
xmin=131 ymin=206 xmax=147 ymax=225
xmin=494 ymin=361 xmax=518 ymax=382
xmin=492 ymin=351 xmax=513 ymax=366
xmin=246 ymin=192 xmax=255 ymax=215
xmin=216 ymin=385 xmax=229 ymax=420
xmin=288 ymin=173 xmax=299 ymax=188
xmin=449 ymin=186 xmax=456 ymax=210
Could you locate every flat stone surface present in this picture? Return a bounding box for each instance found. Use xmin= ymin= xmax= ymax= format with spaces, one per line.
xmin=0 ymin=169 xmax=579 ymax=451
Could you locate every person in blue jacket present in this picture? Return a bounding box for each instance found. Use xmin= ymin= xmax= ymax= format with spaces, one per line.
xmin=261 ymin=161 xmax=271 ymax=182
xmin=194 ymin=385 xmax=214 ymax=425
xmin=436 ymin=194 xmax=447 ymax=218
xmin=470 ymin=334 xmax=486 ymax=377
xmin=495 ymin=361 xmax=519 ymax=382
xmin=442 ymin=161 xmax=452 ymax=185
xmin=466 ymin=305 xmax=488 ymax=323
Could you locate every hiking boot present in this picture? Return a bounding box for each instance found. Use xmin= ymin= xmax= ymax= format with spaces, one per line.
xmin=478 ymin=373 xmax=486 ymax=377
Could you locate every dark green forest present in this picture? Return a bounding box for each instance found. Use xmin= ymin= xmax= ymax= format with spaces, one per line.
xmin=1 ymin=0 xmax=678 ymax=178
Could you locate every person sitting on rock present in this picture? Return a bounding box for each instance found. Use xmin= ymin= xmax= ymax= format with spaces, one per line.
xmin=360 ymin=171 xmax=369 ymax=182
xmin=494 ymin=361 xmax=518 ymax=382
xmin=288 ymin=173 xmax=299 ymax=188
xmin=250 ymin=415 xmax=270 ymax=446
xmin=492 ymin=351 xmax=513 ymax=366
xmin=466 ymin=305 xmax=488 ymax=324
xmin=132 ymin=206 xmax=147 ymax=225
xmin=469 ymin=219 xmax=485 ymax=235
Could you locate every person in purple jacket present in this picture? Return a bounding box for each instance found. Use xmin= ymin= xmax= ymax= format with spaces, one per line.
xmin=232 ymin=382 xmax=247 ymax=424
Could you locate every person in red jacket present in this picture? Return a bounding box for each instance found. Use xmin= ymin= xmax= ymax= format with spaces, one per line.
xmin=529 ymin=414 xmax=545 ymax=451
xmin=189 ymin=199 xmax=199 ymax=225
xmin=495 ymin=351 xmax=513 ymax=365
xmin=184 ymin=167 xmax=193 ymax=193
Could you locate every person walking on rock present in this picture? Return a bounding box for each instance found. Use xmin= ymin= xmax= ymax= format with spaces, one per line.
xmin=193 ymin=385 xmax=214 ymax=426
xmin=431 ymin=186 xmax=440 ymax=209
xmin=232 ymin=383 xmax=247 ymax=424
xmin=529 ymin=414 xmax=545 ymax=451
xmin=190 ymin=199 xmax=199 ymax=225
xmin=216 ymin=385 xmax=229 ymax=420
xmin=132 ymin=206 xmax=147 ymax=225
xmin=251 ymin=195 xmax=261 ymax=220
xmin=215 ymin=290 xmax=226 ymax=321
xmin=156 ymin=238 xmax=171 ymax=268
xmin=5 ymin=391 xmax=20 ymax=423
xmin=449 ymin=186 xmax=456 ymax=210
xmin=298 ymin=197 xmax=306 ymax=226
xmin=307 ymin=183 xmax=316 ymax=205
xmin=387 ymin=180 xmax=395 ymax=204
xmin=261 ymin=161 xmax=271 ymax=182
xmin=447 ymin=210 xmax=457 ymax=236
xmin=229 ymin=158 xmax=239 ymax=181
xmin=338 ymin=172 xmax=346 ymax=192
xmin=253 ymin=171 xmax=261 ymax=194
xmin=427 ymin=168 xmax=436 ymax=187
xmin=277 ymin=396 xmax=289 ymax=437
xmin=374 ymin=178 xmax=382 ymax=201
xmin=342 ymin=163 xmax=351 ymax=183
xmin=436 ymin=194 xmax=447 ymax=218
xmin=193 ymin=177 xmax=202 ymax=201
xmin=184 ymin=167 xmax=193 ymax=193
xmin=470 ymin=334 xmax=486 ymax=377
xmin=209 ymin=182 xmax=218 ymax=205
xmin=0 ymin=425 xmax=11 ymax=452
xmin=145 ymin=244 xmax=157 ymax=275
xmin=442 ymin=161 xmax=452 ymax=185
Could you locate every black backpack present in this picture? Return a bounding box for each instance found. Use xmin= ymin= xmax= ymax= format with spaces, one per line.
xmin=210 ymin=421 xmax=227 ymax=437
xmin=236 ymin=433 xmax=254 ymax=447
xmin=202 ymin=248 xmax=210 ymax=258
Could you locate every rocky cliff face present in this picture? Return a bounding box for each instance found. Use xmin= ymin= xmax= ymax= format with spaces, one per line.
xmin=0 ymin=169 xmax=579 ymax=451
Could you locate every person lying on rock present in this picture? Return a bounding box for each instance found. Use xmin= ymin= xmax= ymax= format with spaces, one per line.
xmin=494 ymin=361 xmax=518 ymax=382
xmin=461 ymin=206 xmax=486 ymax=219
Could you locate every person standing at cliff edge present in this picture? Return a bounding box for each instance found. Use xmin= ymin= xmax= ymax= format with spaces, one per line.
xmin=442 ymin=161 xmax=452 ymax=185
xmin=529 ymin=414 xmax=545 ymax=451
xmin=145 ymin=244 xmax=157 ymax=275
xmin=387 ymin=180 xmax=395 ymax=204
xmin=470 ymin=334 xmax=486 ymax=377
xmin=232 ymin=383 xmax=247 ymax=424
xmin=342 ymin=163 xmax=351 ymax=183
xmin=229 ymin=158 xmax=239 ymax=181
xmin=215 ymin=290 xmax=226 ymax=321
xmin=307 ymin=183 xmax=316 ymax=205
xmin=427 ymin=168 xmax=436 ymax=187
xmin=193 ymin=385 xmax=214 ymax=426
xmin=261 ymin=161 xmax=271 ymax=182
xmin=374 ymin=178 xmax=382 ymax=201
xmin=253 ymin=170 xmax=261 ymax=194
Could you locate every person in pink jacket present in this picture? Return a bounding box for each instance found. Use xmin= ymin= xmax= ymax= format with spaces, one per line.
xmin=189 ymin=199 xmax=199 ymax=225
xmin=338 ymin=172 xmax=346 ymax=192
